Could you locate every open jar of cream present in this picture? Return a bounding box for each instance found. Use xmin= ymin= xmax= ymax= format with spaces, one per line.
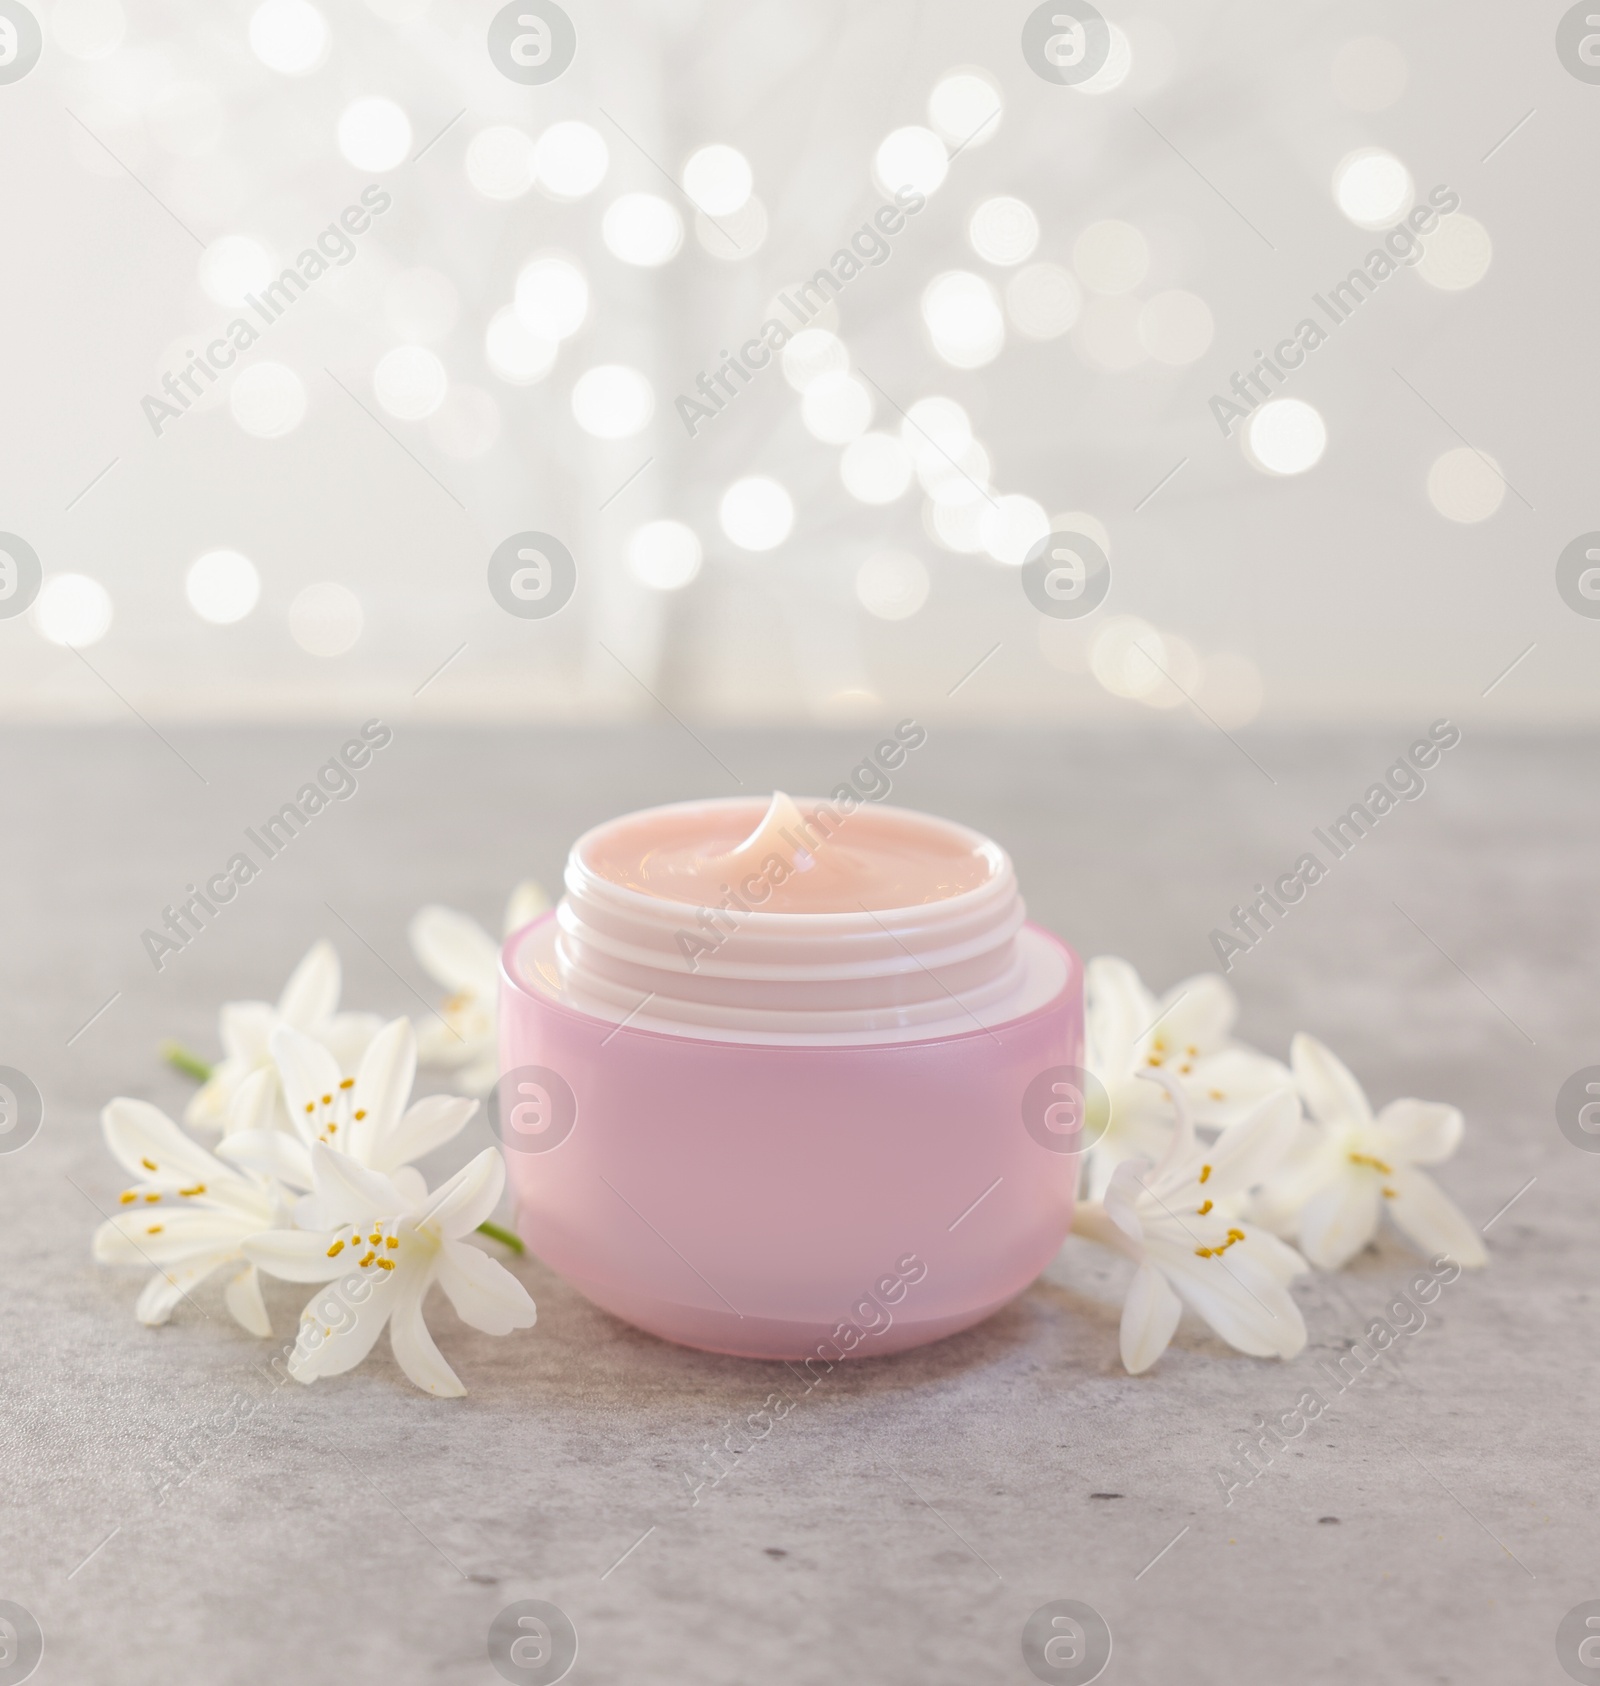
xmin=498 ymin=792 xmax=1083 ymax=1360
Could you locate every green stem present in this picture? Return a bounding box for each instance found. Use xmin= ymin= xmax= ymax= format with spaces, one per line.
xmin=161 ymin=1042 xmax=214 ymax=1084
xmin=476 ymin=1220 xmax=525 ymax=1254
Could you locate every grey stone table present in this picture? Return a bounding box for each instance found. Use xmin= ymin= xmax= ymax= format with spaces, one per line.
xmin=1 ymin=724 xmax=1592 ymax=1686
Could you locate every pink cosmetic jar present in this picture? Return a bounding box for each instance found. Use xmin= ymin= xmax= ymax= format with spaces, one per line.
xmin=498 ymin=794 xmax=1083 ymax=1360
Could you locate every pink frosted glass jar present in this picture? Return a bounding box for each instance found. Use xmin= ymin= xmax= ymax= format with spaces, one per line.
xmin=497 ymin=795 xmax=1083 ymax=1360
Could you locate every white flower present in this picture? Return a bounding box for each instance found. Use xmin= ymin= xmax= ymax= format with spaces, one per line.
xmin=219 ymin=1016 xmax=478 ymax=1201
xmin=1071 ymin=1077 xmax=1309 ymax=1374
xmin=93 ymin=1069 xmax=288 ymax=1336
xmin=184 ymin=941 xmax=382 ymax=1132
xmin=1250 ymin=1033 xmax=1488 ymax=1272
xmin=409 ymin=881 xmax=549 ymax=1095
xmin=243 ymin=1142 xmax=536 ymax=1396
xmin=1082 ymin=957 xmax=1292 ymax=1197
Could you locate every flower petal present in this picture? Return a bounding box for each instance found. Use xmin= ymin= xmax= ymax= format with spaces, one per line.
xmin=134 ymin=1250 xmax=237 ymax=1325
xmin=271 ymin=1026 xmax=343 ymax=1140
xmin=1297 ymin=1174 xmax=1381 ymax=1270
xmin=1157 ymin=1238 xmax=1306 ymax=1358
xmin=388 ymin=1274 xmax=465 ymax=1397
xmin=437 ymin=1239 xmax=538 ymax=1335
xmin=276 ymin=939 xmax=341 ymax=1029
xmin=503 ymin=880 xmax=551 ymax=936
xmin=1201 ymin=1089 xmax=1301 ymax=1202
xmin=306 ymin=1141 xmax=406 ymax=1226
xmin=224 ymin=1264 xmax=272 ymax=1337
xmin=94 ymin=1208 xmax=246 ymax=1265
xmin=224 ymin=1065 xmax=280 ymax=1139
xmin=1084 ymin=956 xmax=1155 ymax=1082
xmin=373 ymin=1094 xmax=477 ymax=1174
xmin=1375 ymin=1099 xmax=1463 ymax=1167
xmin=1186 ymin=1047 xmax=1295 ymax=1128
xmin=418 ymin=1148 xmax=505 ymax=1240
xmin=242 ymin=1228 xmax=350 ymax=1283
xmin=348 ymin=1019 xmax=418 ymax=1164
xmin=102 ymin=1098 xmax=226 ymax=1187
xmin=217 ymin=1129 xmax=313 ymax=1190
xmin=217 ymin=1000 xmax=276 ymax=1066
xmin=1151 ymin=973 xmax=1237 ymax=1056
xmin=1120 ymin=1262 xmax=1183 ymax=1374
xmin=1291 ymin=1033 xmax=1373 ymax=1131
xmin=321 ymin=1011 xmax=384 ymax=1073
xmin=409 ymin=905 xmax=501 ymax=997
xmin=289 ymin=1273 xmax=397 ymax=1382
xmin=1385 ymin=1168 xmax=1487 ymax=1268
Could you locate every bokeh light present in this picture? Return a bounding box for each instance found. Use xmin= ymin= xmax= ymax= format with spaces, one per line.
xmin=968 ymin=197 xmax=1039 ymax=266
xmin=571 ymin=365 xmax=654 ymax=439
xmin=1333 ymin=149 xmax=1413 ymax=229
xmin=535 ymin=121 xmax=608 ymax=200
xmin=465 ymin=126 xmax=538 ymax=200
xmin=53 ymin=0 xmax=125 ymax=60
xmin=1138 ymin=290 xmax=1214 ymax=364
xmin=1416 ymin=215 xmax=1492 ymax=291
xmin=288 ymin=583 xmax=363 ymax=656
xmin=514 ymin=256 xmax=588 ymax=340
xmin=603 ymin=193 xmax=683 ymax=266
xmin=628 ymin=521 xmax=702 ymax=591
xmin=186 ymin=550 xmax=260 ymax=625
xmin=781 ymin=329 xmax=848 ymax=391
xmin=873 ymin=126 xmax=948 ymax=197
xmin=1244 ymin=398 xmax=1327 ymax=476
xmin=34 ymin=574 xmax=112 ymax=647
xmin=372 ymin=345 xmax=446 ymax=420
xmin=1073 ymin=220 xmax=1149 ymax=295
xmin=856 ymin=550 xmax=930 ymax=620
xmin=1075 ymin=298 xmax=1146 ymax=371
xmin=980 ymin=494 xmax=1049 ymax=566
xmin=801 ymin=372 xmax=872 ymax=444
xmin=922 ymin=271 xmax=1004 ymax=367
xmin=1075 ymin=22 xmax=1133 ymax=94
xmin=682 ymin=144 xmax=752 ymax=215
xmin=199 ymin=235 xmax=274 ymax=306
xmin=719 ymin=477 xmax=794 ymax=551
xmin=928 ymin=70 xmax=1002 ymax=148
xmin=840 ymin=433 xmax=913 ymax=503
xmin=337 ymin=98 xmax=411 ymax=171
xmin=485 ymin=307 xmax=557 ymax=385
xmin=1427 ymin=447 xmax=1506 ymax=523
xmin=248 ymin=0 xmax=328 ymax=74
xmin=1007 ymin=263 xmax=1081 ymax=339
xmin=1092 ymin=616 xmax=1166 ymax=699
xmin=695 ymin=197 xmax=768 ymax=261
xmin=229 ymin=362 xmax=306 ymax=437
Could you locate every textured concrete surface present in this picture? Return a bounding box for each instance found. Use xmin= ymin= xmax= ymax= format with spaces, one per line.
xmin=0 ymin=723 xmax=1592 ymax=1685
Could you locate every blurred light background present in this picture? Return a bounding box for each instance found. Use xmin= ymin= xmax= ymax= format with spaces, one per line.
xmin=0 ymin=0 xmax=1592 ymax=726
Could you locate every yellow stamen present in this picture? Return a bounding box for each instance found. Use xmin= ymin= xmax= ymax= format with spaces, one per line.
xmin=304 ymin=1102 xmax=314 ymax=1114
xmin=119 ymin=1191 xmax=137 ymax=1205
xmin=1382 ymin=1186 xmax=1397 ymax=1199
xmin=141 ymin=1156 xmax=157 ymax=1171
xmin=385 ymin=1235 xmax=398 ymax=1249
xmin=327 ymin=1239 xmax=345 ymax=1256
xmin=353 ymin=1109 xmax=367 ymax=1121
xmin=1195 ymin=1246 xmax=1212 ymax=1258
xmin=1209 ymin=1089 xmax=1225 ymax=1101
xmin=147 ymin=1224 xmax=163 ymax=1234
xmin=321 ymin=1093 xmax=332 ymax=1105
xmin=1227 ymin=1227 xmax=1244 ymax=1242
xmin=145 ymin=1193 xmax=161 ymax=1203
xmin=359 ymin=1251 xmax=375 ymax=1267
xmin=339 ymin=1078 xmax=354 ymax=1089
xmin=377 ymin=1257 xmax=395 ymax=1270
xmin=1349 ymin=1151 xmax=1393 ymax=1175
xmin=178 ymin=1183 xmax=205 ymax=1197
xmin=1198 ymin=1164 xmax=1212 ymax=1184
xmin=1197 ymin=1198 xmax=1213 ymax=1216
